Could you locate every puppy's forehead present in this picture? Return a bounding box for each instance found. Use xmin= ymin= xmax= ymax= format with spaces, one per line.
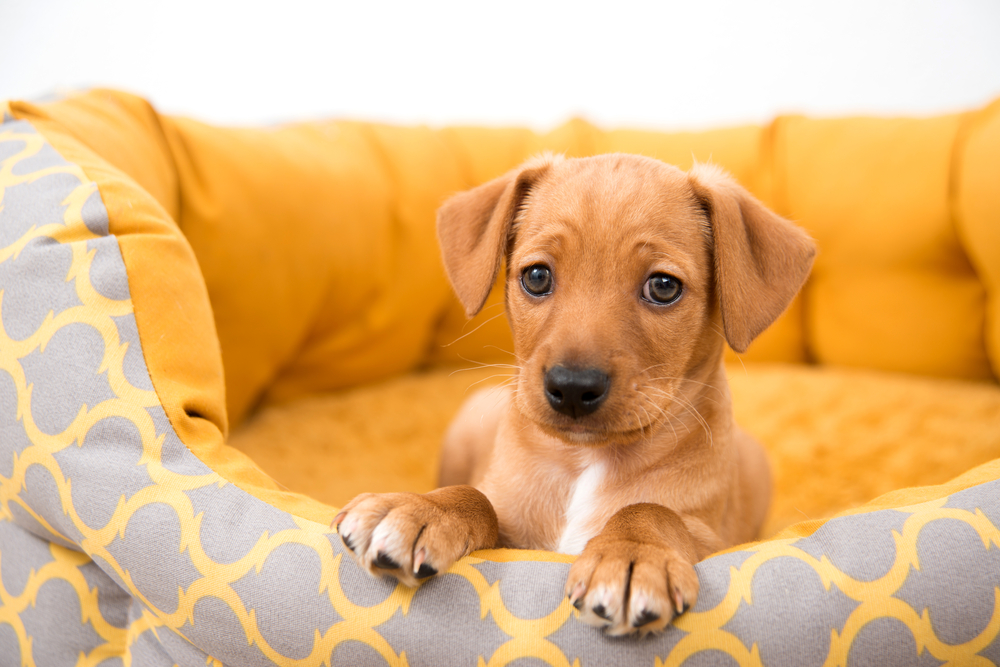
xmin=519 ymin=155 xmax=704 ymax=247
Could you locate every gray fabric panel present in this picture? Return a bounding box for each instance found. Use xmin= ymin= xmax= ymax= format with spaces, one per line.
xmin=104 ymin=502 xmax=202 ymax=615
xmin=793 ymin=509 xmax=910 ymax=582
xmin=0 ymin=235 xmax=82 ymax=341
xmin=81 ymin=186 xmax=110 ymax=236
xmin=894 ymin=517 xmax=1000 ymax=645
xmin=19 ymin=577 xmax=105 ymax=667
xmin=76 ymin=558 xmax=131 ymax=630
xmin=691 ymin=550 xmax=753 ymax=612
xmin=680 ymin=650 xmax=740 ymax=666
xmin=475 ymin=560 xmax=570 ymax=620
xmin=184 ymin=482 xmax=301 ymax=564
xmin=19 ymin=463 xmax=85 ymax=545
xmin=230 ymin=542 xmax=342 ymax=660
xmin=327 ymin=534 xmax=396 ymax=608
xmin=721 ymin=556 xmax=859 ymax=667
xmin=548 ymin=611 xmax=685 ymax=666
xmin=0 ymin=171 xmax=79 ymax=247
xmin=507 ymin=659 xmax=557 ymax=667
xmin=8 ymin=502 xmax=80 ymax=551
xmin=329 ymin=640 xmax=391 ymax=667
xmin=52 ymin=416 xmax=154 ymax=531
xmin=846 ymin=617 xmax=944 ymax=667
xmin=112 ymin=314 xmax=155 ymax=391
xmin=178 ymin=596 xmax=281 ymax=667
xmin=157 ymin=625 xmax=223 ymax=667
xmin=88 ymin=236 xmax=131 ymax=301
xmin=943 ymin=477 xmax=1000 ymax=532
xmin=19 ymin=321 xmax=115 ymax=435
xmin=0 ymin=622 xmax=22 ymax=666
xmin=145 ymin=405 xmax=217 ymax=477
xmin=979 ymin=630 xmax=1000 ymax=665
xmin=11 ymin=142 xmax=70 ymax=176
xmin=0 ymin=136 xmax=26 ymax=163
xmin=376 ymin=572 xmax=510 ymax=665
xmin=0 ymin=368 xmax=32 ymax=479
xmin=0 ymin=519 xmax=55 ymax=598
xmin=128 ymin=628 xmax=185 ymax=667
xmin=89 ymin=552 xmax=130 ymax=593
xmin=96 ymin=659 xmax=125 ymax=667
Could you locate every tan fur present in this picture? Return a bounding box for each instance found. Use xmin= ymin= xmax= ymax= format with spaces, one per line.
xmin=334 ymin=153 xmax=815 ymax=635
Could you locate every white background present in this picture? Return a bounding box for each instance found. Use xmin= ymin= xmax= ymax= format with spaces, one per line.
xmin=2 ymin=0 xmax=1000 ymax=130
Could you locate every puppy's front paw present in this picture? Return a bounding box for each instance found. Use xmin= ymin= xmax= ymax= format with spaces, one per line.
xmin=565 ymin=535 xmax=698 ymax=636
xmin=332 ymin=488 xmax=495 ymax=587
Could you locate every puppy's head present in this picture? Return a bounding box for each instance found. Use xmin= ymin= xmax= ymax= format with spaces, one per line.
xmin=438 ymin=154 xmax=815 ymax=446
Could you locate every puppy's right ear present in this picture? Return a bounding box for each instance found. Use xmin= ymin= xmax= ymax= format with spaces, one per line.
xmin=437 ymin=158 xmax=553 ymax=317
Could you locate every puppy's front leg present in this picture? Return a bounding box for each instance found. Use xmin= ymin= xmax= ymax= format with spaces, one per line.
xmin=566 ymin=504 xmax=719 ymax=636
xmin=333 ymin=486 xmax=498 ymax=587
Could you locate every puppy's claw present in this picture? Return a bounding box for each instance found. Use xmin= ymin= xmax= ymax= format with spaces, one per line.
xmin=673 ymin=586 xmax=686 ymax=616
xmin=592 ymin=604 xmax=612 ymax=621
xmin=415 ymin=563 xmax=438 ymax=579
xmin=374 ymin=552 xmax=400 ymax=570
xmin=633 ymin=609 xmax=660 ymax=628
xmin=567 ymin=580 xmax=587 ymax=611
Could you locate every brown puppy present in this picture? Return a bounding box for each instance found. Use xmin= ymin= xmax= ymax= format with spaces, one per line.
xmin=333 ymin=153 xmax=815 ymax=636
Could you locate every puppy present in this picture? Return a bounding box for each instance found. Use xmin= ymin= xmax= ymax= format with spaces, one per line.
xmin=333 ymin=153 xmax=815 ymax=635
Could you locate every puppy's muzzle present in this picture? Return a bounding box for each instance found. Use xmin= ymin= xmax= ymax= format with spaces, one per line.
xmin=544 ymin=366 xmax=610 ymax=419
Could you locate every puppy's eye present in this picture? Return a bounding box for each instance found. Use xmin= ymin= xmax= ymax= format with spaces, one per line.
xmin=521 ymin=265 xmax=553 ymax=296
xmin=642 ymin=273 xmax=683 ymax=305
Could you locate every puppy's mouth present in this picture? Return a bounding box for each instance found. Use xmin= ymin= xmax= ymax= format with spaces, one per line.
xmin=538 ymin=418 xmax=654 ymax=447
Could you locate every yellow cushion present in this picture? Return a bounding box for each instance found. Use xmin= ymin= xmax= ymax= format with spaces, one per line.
xmin=955 ymin=97 xmax=1000 ymax=380
xmin=776 ymin=113 xmax=992 ymax=380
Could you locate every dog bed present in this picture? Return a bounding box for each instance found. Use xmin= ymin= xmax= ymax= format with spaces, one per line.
xmin=1 ymin=89 xmax=999 ymax=666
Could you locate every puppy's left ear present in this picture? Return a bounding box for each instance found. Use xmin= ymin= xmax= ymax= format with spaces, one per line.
xmin=437 ymin=156 xmax=554 ymax=318
xmin=689 ymin=163 xmax=816 ymax=353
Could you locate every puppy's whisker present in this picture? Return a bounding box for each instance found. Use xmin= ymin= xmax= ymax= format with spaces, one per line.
xmin=670 ymin=395 xmax=714 ymax=449
xmin=731 ymin=351 xmax=749 ymax=376
xmin=639 ymin=393 xmax=675 ymax=436
xmin=643 ymin=375 xmax=725 ymax=399
xmin=478 ymin=301 xmax=506 ymax=313
xmin=455 ymin=352 xmax=521 ymax=368
xmin=642 ymin=380 xmax=724 ymax=410
xmin=449 ymin=363 xmax=520 ymax=378
xmin=638 ymin=405 xmax=658 ymax=446
xmin=640 ymin=386 xmax=697 ymax=437
xmin=482 ymin=344 xmax=518 ymax=358
xmin=464 ymin=373 xmax=519 ymax=393
xmin=442 ymin=312 xmax=507 ymax=347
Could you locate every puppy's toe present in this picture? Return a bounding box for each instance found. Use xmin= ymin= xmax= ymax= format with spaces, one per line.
xmin=580 ymin=556 xmax=635 ymax=634
xmin=664 ymin=550 xmax=699 ymax=617
xmin=565 ymin=539 xmax=698 ymax=636
xmin=627 ymin=557 xmax=677 ymax=635
xmin=334 ymin=492 xmax=438 ymax=586
xmin=333 ymin=491 xmax=482 ymax=587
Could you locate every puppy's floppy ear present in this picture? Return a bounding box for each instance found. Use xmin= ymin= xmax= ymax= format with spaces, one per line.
xmin=437 ymin=157 xmax=554 ymax=317
xmin=689 ymin=163 xmax=816 ymax=353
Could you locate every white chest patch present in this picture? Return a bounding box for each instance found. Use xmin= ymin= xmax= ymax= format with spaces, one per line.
xmin=556 ymin=461 xmax=605 ymax=555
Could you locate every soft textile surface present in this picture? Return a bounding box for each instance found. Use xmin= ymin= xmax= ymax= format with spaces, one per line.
xmin=229 ymin=363 xmax=1000 ymax=538
xmin=2 ymin=90 xmax=1000 ymax=665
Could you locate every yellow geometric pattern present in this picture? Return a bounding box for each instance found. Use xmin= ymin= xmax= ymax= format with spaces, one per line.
xmin=669 ymin=496 xmax=1000 ymax=666
xmin=3 ymin=110 xmax=1000 ymax=667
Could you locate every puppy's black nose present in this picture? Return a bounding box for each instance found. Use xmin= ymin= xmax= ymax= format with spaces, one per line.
xmin=544 ymin=366 xmax=610 ymax=418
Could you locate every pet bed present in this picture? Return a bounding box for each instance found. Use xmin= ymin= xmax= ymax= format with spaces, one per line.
xmin=1 ymin=89 xmax=999 ymax=666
